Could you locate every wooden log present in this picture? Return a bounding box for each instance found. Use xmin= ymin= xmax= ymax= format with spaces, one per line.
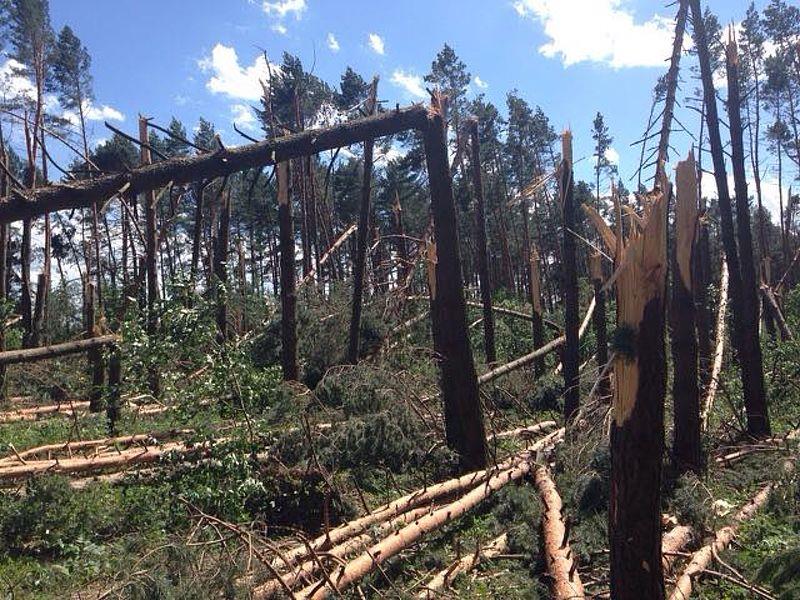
xmin=299 ymin=430 xmax=564 ymax=599
xmin=423 ymin=97 xmax=487 ymax=471
xmin=0 ymin=105 xmax=429 ymax=224
xmin=533 ymin=465 xmax=585 ymax=599
xmin=671 ymin=153 xmax=702 ymax=473
xmin=0 ymin=334 xmax=117 ymax=367
xmin=560 ymin=131 xmax=581 ymax=420
xmin=416 ymin=533 xmax=508 ymax=598
xmin=662 ymin=524 xmax=694 ymax=573
xmin=700 ymin=259 xmax=729 ymax=432
xmin=468 ymin=118 xmax=497 ymax=365
xmin=668 ymin=484 xmax=772 ymax=600
xmin=587 ymin=187 xmax=669 ymax=599
xmin=488 ymin=420 xmax=557 ymax=442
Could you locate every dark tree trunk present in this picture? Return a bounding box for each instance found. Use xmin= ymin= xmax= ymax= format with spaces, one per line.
xmin=190 ymin=182 xmax=205 ymax=291
xmin=0 ymin=144 xmax=7 ymax=400
xmin=607 ymin=191 xmax=668 ymax=600
xmin=20 ymin=219 xmax=33 ymax=347
xmin=693 ymin=109 xmax=713 ymax=385
xmin=467 ymin=119 xmax=496 ymax=365
xmin=423 ymin=99 xmax=488 ymax=472
xmin=347 ymin=78 xmax=378 ymax=365
xmin=671 ymin=154 xmax=702 ymax=473
xmin=392 ymin=191 xmax=410 ymax=284
xmin=560 ymin=132 xmax=580 ymax=420
xmin=530 ymin=247 xmax=546 ymax=378
xmin=139 ymin=117 xmax=160 ymax=399
xmin=85 ymin=281 xmax=105 ymax=413
xmin=106 ymin=344 xmax=122 ymax=434
xmin=277 ymin=162 xmax=298 ymax=381
xmin=690 ymin=0 xmax=769 ymax=437
xmin=726 ymin=39 xmax=771 ymax=437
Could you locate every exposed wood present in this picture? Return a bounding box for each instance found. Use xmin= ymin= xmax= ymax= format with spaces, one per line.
xmin=0 ymin=105 xmax=430 ymax=224
xmin=588 ymin=187 xmax=668 ymax=599
xmin=416 ymin=533 xmax=508 ymax=598
xmin=423 ymin=98 xmax=487 ymax=471
xmin=0 ymin=334 xmax=117 ymax=367
xmin=701 ymin=259 xmax=729 ymax=432
xmin=468 ymin=118 xmax=497 ymax=365
xmin=299 ymin=223 xmax=357 ymax=288
xmin=662 ymin=524 xmax=695 ymax=573
xmin=668 ymin=484 xmax=773 ymax=600
xmin=300 ymin=430 xmax=564 ymax=599
xmin=533 ymin=465 xmax=585 ymax=599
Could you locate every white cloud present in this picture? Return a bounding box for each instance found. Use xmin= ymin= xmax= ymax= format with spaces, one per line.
xmin=84 ymin=103 xmax=124 ymax=122
xmin=262 ymin=0 xmax=306 ymax=19
xmin=327 ymin=33 xmax=340 ymax=52
xmin=604 ymin=146 xmax=619 ymax=165
xmin=512 ymin=0 xmax=676 ymax=68
xmin=272 ymin=23 xmax=288 ymax=35
xmin=474 ymin=75 xmax=488 ymax=89
xmin=231 ymin=103 xmax=257 ymax=130
xmin=368 ymin=33 xmax=385 ymax=55
xmin=390 ymin=69 xmax=426 ymax=99
xmin=0 ymin=58 xmax=36 ymax=100
xmin=199 ymin=43 xmax=273 ymax=101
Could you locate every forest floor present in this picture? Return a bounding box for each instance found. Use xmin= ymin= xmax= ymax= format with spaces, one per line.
xmin=0 ymin=285 xmax=798 ymax=599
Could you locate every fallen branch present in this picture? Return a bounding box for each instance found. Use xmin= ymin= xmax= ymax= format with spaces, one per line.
xmin=668 ymin=483 xmax=773 ymax=600
xmin=0 ymin=334 xmax=118 ymax=366
xmin=415 ymin=532 xmax=508 ymax=598
xmin=701 ymin=259 xmax=729 ymax=432
xmin=533 ymin=465 xmax=585 ymax=599
xmin=0 ymin=400 xmax=91 ymax=423
xmin=488 ymin=420 xmax=557 ymax=442
xmin=299 ymin=223 xmax=357 ymax=288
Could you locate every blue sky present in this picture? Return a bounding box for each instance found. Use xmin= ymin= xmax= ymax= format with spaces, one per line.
xmin=10 ymin=1 xmax=785 ymax=213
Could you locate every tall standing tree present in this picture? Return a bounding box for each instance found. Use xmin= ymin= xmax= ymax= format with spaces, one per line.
xmin=591 ymin=112 xmax=616 ymax=211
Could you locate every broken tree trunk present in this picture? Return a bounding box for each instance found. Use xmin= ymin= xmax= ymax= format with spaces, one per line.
xmin=277 ymin=162 xmax=298 ymax=381
xmin=589 ymin=251 xmax=609 ymax=399
xmin=468 ymin=118 xmax=497 ymax=365
xmin=534 ymin=465 xmax=585 ymax=599
xmin=726 ymin=36 xmax=771 ymax=437
xmin=690 ymin=0 xmax=770 ymax=437
xmin=701 ymin=259 xmax=729 ymax=432
xmin=590 ymin=187 xmax=668 ymax=600
xmin=671 ymin=153 xmax=702 ymax=473
xmin=760 ymin=285 xmax=793 ymax=341
xmin=299 ymin=223 xmax=357 ymax=289
xmin=423 ymin=97 xmax=487 ymax=472
xmin=85 ymin=281 xmax=105 ymax=413
xmin=560 ymin=131 xmax=580 ymax=420
xmin=662 ymin=524 xmax=695 ymax=573
xmin=139 ymin=117 xmax=160 ymax=399
xmin=0 ymin=334 xmax=117 ymax=367
xmin=668 ymin=484 xmax=772 ymax=600
xmin=417 ymin=533 xmax=508 ymax=598
xmin=347 ymin=77 xmax=379 ymax=365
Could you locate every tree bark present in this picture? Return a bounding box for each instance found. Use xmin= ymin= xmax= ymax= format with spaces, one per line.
xmin=346 ymin=78 xmax=379 ymax=365
xmin=85 ymin=281 xmax=105 ymax=413
xmin=671 ymin=153 xmax=702 ymax=473
xmin=725 ymin=38 xmax=770 ymax=436
xmin=531 ymin=247 xmax=547 ymax=377
xmin=561 ymin=132 xmax=580 ymax=420
xmin=589 ymin=251 xmax=609 ymax=399
xmin=468 ymin=119 xmax=497 ymax=365
xmin=213 ymin=191 xmax=231 ymax=342
xmin=277 ymin=162 xmax=298 ymax=381
xmin=689 ymin=0 xmax=769 ymax=437
xmin=423 ymin=98 xmax=487 ymax=472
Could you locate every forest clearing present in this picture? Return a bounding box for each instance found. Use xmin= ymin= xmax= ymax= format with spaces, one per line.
xmin=1 ymin=0 xmax=800 ymax=598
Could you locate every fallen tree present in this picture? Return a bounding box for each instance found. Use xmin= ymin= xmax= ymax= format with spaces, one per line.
xmin=668 ymin=483 xmax=773 ymax=600
xmin=295 ymin=429 xmax=565 ymax=599
xmin=533 ymin=465 xmax=585 ymax=599
xmin=701 ymin=259 xmax=729 ymax=432
xmin=0 ymin=334 xmax=117 ymax=367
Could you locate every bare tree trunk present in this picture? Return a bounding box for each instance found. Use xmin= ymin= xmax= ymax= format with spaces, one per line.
xmin=561 ymin=132 xmax=580 ymax=420
xmin=671 ymin=153 xmax=702 ymax=473
xmin=589 ymin=251 xmax=609 ymax=398
xmin=213 ymin=191 xmax=231 ymax=342
xmin=347 ymin=78 xmax=379 ymax=365
xmin=690 ymin=0 xmax=769 ymax=437
xmin=467 ymin=119 xmax=496 ymax=365
xmin=0 ymin=141 xmax=8 ymax=400
xmin=423 ymin=98 xmax=488 ymax=472
xmin=726 ymin=38 xmax=771 ymax=436
xmin=392 ymin=191 xmax=410 ymax=284
xmin=277 ymin=162 xmax=298 ymax=381
xmin=139 ymin=117 xmax=160 ymax=398
xmin=86 ymin=280 xmax=105 ymax=413
xmin=693 ymin=102 xmax=713 ymax=386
